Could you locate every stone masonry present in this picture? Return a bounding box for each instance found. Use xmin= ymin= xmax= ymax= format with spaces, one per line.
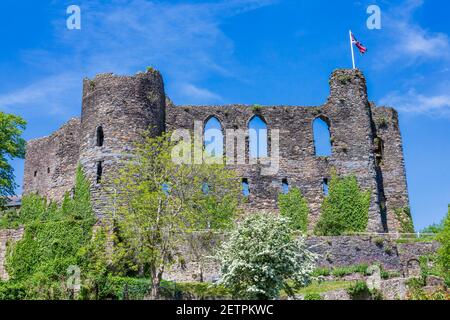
xmin=22 ymin=68 xmax=411 ymax=233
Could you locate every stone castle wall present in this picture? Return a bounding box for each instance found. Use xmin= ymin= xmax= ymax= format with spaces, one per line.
xmin=0 ymin=228 xmax=24 ymax=280
xmin=21 ymin=68 xmax=410 ymax=233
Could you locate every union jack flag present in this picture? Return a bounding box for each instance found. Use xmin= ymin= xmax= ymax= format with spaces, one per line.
xmin=351 ymin=32 xmax=368 ymax=54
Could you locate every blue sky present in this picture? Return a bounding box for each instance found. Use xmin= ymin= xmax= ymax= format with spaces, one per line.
xmin=1 ymin=0 xmax=449 ymax=230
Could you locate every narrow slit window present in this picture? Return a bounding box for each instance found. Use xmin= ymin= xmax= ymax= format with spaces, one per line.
xmin=313 ymin=117 xmax=332 ymax=157
xmin=242 ymin=178 xmax=250 ymax=198
xmin=323 ymin=178 xmax=329 ymax=196
xmin=47 ymin=167 xmax=50 ymax=174
xmin=96 ymin=126 xmax=104 ymax=147
xmin=34 ymin=170 xmax=37 ymax=177
xmin=282 ymin=178 xmax=289 ymax=194
xmin=96 ymin=161 xmax=103 ymax=184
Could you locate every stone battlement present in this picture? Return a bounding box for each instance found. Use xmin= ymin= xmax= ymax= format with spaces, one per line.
xmin=23 ymin=68 xmax=410 ymax=233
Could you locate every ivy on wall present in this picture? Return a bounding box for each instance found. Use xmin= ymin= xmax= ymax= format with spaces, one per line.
xmin=278 ymin=187 xmax=310 ymax=233
xmin=314 ymin=172 xmax=370 ymax=236
xmin=4 ymin=166 xmax=96 ymax=299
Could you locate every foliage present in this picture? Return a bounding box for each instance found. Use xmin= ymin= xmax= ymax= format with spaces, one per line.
xmin=304 ymin=293 xmax=323 ymax=300
xmin=394 ymin=207 xmax=415 ymax=233
xmin=278 ymin=187 xmax=309 ymax=233
xmin=0 ymin=112 xmax=26 ymax=208
xmin=217 ymin=213 xmax=316 ymax=300
xmin=437 ymin=205 xmax=450 ymax=285
xmin=0 ymin=281 xmax=27 ymax=300
xmin=288 ymin=280 xmax=353 ymax=297
xmin=312 ymin=264 xmax=369 ymax=278
xmin=421 ymin=220 xmax=444 ymax=234
xmin=314 ymin=172 xmax=370 ymax=236
xmin=5 ymin=166 xmax=96 ymax=299
xmin=346 ymin=281 xmax=371 ymax=300
xmin=110 ymin=132 xmax=241 ymax=298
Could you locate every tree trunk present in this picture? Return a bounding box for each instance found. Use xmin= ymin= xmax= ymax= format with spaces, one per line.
xmin=147 ymin=268 xmax=164 ymax=300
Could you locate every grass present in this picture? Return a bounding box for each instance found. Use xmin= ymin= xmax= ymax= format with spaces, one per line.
xmin=281 ymin=281 xmax=355 ymax=297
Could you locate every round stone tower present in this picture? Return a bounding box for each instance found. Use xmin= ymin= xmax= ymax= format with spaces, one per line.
xmin=79 ymin=69 xmax=166 ymax=217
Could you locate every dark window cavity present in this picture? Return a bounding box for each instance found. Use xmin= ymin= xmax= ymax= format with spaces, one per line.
xmin=323 ymin=178 xmax=329 ymax=196
xmin=282 ymin=178 xmax=289 ymax=194
xmin=96 ymin=161 xmax=103 ymax=184
xmin=242 ymin=178 xmax=250 ymax=197
xmin=96 ymin=126 xmax=104 ymax=147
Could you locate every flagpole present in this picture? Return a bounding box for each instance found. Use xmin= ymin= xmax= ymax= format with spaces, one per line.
xmin=349 ymin=30 xmax=356 ymax=70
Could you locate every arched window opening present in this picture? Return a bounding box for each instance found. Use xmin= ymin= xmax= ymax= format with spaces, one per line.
xmin=282 ymin=178 xmax=289 ymax=194
xmin=313 ymin=117 xmax=332 ymax=157
xmin=242 ymin=178 xmax=250 ymax=198
xmin=249 ymin=116 xmax=268 ymax=159
xmin=323 ymin=178 xmax=329 ymax=196
xmin=204 ymin=117 xmax=223 ymax=158
xmin=96 ymin=161 xmax=103 ymax=184
xmin=96 ymin=126 xmax=104 ymax=147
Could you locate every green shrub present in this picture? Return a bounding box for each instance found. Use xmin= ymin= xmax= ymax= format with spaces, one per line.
xmin=0 ymin=281 xmax=27 ymax=300
xmin=314 ymin=172 xmax=370 ymax=236
xmin=346 ymin=281 xmax=370 ymax=300
xmin=437 ymin=205 xmax=450 ymax=285
xmin=279 ymin=187 xmax=309 ymax=233
xmin=304 ymin=293 xmax=323 ymax=300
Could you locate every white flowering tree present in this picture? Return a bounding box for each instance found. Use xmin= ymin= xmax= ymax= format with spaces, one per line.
xmin=217 ymin=213 xmax=317 ymax=300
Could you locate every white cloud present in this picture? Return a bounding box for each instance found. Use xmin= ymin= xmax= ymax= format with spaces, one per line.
xmin=179 ymin=83 xmax=223 ymax=104
xmin=382 ymin=0 xmax=450 ymax=64
xmin=0 ymin=73 xmax=80 ymax=116
xmin=1 ymin=0 xmax=277 ymax=115
xmin=380 ymin=89 xmax=450 ymax=118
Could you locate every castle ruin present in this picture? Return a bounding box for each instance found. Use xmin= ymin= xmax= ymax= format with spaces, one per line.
xmin=22 ymin=68 xmax=410 ymax=233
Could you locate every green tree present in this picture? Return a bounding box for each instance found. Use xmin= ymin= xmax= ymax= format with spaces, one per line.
xmin=437 ymin=205 xmax=450 ymax=284
xmin=278 ymin=187 xmax=310 ymax=233
xmin=217 ymin=213 xmax=316 ymax=300
xmin=314 ymin=172 xmax=370 ymax=236
xmin=110 ymin=132 xmax=241 ymax=299
xmin=6 ymin=166 xmax=96 ymax=299
xmin=0 ymin=112 xmax=26 ymax=207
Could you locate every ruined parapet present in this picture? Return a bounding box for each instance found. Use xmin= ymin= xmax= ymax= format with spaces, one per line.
xmin=323 ymin=69 xmax=384 ymax=232
xmin=23 ymin=118 xmax=81 ymax=201
xmin=166 ymin=69 xmax=386 ymax=232
xmin=79 ymin=70 xmax=166 ymax=217
xmin=372 ymin=106 xmax=411 ymax=232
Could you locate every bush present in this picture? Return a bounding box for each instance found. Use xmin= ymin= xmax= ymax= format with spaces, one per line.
xmin=437 ymin=205 xmax=450 ymax=285
xmin=346 ymin=281 xmax=371 ymax=300
xmin=314 ymin=172 xmax=370 ymax=236
xmin=217 ymin=213 xmax=316 ymax=300
xmin=304 ymin=293 xmax=323 ymax=300
xmin=279 ymin=187 xmax=309 ymax=233
xmin=0 ymin=281 xmax=27 ymax=300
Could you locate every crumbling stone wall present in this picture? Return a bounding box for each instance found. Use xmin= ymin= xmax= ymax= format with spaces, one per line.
xmin=22 ymin=68 xmax=410 ymax=233
xmin=0 ymin=228 xmax=24 ymax=280
xmin=23 ymin=118 xmax=81 ymax=201
xmin=164 ymin=235 xmax=440 ymax=282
